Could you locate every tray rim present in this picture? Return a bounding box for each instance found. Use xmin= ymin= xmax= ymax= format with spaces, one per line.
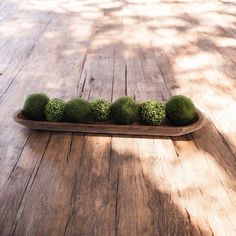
xmin=13 ymin=109 xmax=207 ymax=137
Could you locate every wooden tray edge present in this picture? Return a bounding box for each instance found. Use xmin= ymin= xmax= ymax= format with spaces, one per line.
xmin=13 ymin=109 xmax=207 ymax=137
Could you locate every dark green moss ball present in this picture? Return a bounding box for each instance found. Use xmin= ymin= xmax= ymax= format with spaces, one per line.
xmin=166 ymin=95 xmax=196 ymax=126
xmin=111 ymin=96 xmax=139 ymax=124
xmin=140 ymin=101 xmax=166 ymax=125
xmin=23 ymin=93 xmax=49 ymax=120
xmin=91 ymin=99 xmax=111 ymax=121
xmin=45 ymin=98 xmax=65 ymax=122
xmin=64 ymin=98 xmax=91 ymax=123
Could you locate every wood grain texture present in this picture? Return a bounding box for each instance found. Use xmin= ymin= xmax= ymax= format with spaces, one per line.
xmin=0 ymin=0 xmax=236 ymax=235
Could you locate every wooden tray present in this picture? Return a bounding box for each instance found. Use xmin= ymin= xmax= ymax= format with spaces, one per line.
xmin=14 ymin=109 xmax=207 ymax=137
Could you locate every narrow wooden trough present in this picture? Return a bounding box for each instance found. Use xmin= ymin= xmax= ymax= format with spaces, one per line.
xmin=14 ymin=109 xmax=207 ymax=137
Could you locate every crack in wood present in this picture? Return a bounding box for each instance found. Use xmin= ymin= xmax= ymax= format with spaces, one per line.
xmin=185 ymin=208 xmax=192 ymax=234
xmin=79 ymin=72 xmax=87 ymax=97
xmin=107 ymin=138 xmax=113 ymax=183
xmin=66 ymin=134 xmax=74 ymax=163
xmin=77 ymin=52 xmax=87 ymax=92
xmin=125 ymin=64 xmax=127 ymax=96
xmin=172 ymin=140 xmax=180 ymax=158
xmin=114 ymin=171 xmax=120 ymax=236
xmin=111 ymin=47 xmax=116 ymax=101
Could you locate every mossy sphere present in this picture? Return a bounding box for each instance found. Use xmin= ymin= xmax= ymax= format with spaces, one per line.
xmin=111 ymin=96 xmax=139 ymax=124
xmin=45 ymin=98 xmax=65 ymax=122
xmin=91 ymin=99 xmax=111 ymax=121
xmin=64 ymin=98 xmax=91 ymax=123
xmin=140 ymin=101 xmax=166 ymax=125
xmin=23 ymin=93 xmax=49 ymax=120
xmin=166 ymin=95 xmax=196 ymax=126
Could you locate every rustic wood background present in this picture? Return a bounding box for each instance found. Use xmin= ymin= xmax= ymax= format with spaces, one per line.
xmin=0 ymin=0 xmax=236 ymax=235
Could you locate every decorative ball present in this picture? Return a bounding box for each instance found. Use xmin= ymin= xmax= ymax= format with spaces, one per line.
xmin=140 ymin=101 xmax=166 ymax=125
xmin=23 ymin=93 xmax=49 ymax=120
xmin=91 ymin=99 xmax=111 ymax=121
xmin=45 ymin=98 xmax=65 ymax=122
xmin=111 ymin=96 xmax=139 ymax=124
xmin=166 ymin=95 xmax=196 ymax=126
xmin=64 ymin=98 xmax=91 ymax=123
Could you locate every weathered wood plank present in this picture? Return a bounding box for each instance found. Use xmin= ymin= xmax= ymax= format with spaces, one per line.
xmin=0 ymin=4 xmax=103 ymax=235
xmin=65 ymin=135 xmax=114 ymax=236
xmin=64 ymin=11 xmax=117 ymax=236
xmin=123 ymin=2 xmax=234 ymax=235
xmin=0 ymin=131 xmax=51 ymax=235
xmin=145 ymin=2 xmax=236 ymax=234
xmin=106 ymin=11 xmax=156 ymax=235
xmin=0 ymin=8 xmax=95 ymax=188
xmin=0 ymin=9 xmax=54 ymax=97
xmin=12 ymin=133 xmax=84 ymax=236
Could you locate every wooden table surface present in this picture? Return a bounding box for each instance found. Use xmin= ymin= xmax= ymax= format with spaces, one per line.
xmin=0 ymin=0 xmax=236 ymax=235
